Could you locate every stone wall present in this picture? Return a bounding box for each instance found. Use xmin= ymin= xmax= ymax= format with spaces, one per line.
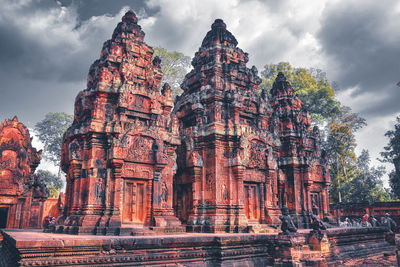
xmin=0 ymin=227 xmax=395 ymax=266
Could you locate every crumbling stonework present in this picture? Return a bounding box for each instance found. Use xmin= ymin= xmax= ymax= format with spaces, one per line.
xmin=59 ymin=11 xmax=182 ymax=235
xmin=0 ymin=116 xmax=48 ymax=229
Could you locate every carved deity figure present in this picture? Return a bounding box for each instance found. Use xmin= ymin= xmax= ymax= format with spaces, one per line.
xmin=279 ymin=206 xmax=297 ymax=234
xmin=311 ymin=207 xmax=327 ymax=232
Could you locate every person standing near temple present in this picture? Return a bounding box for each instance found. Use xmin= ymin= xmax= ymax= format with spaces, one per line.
xmin=381 ymin=213 xmax=398 ymax=232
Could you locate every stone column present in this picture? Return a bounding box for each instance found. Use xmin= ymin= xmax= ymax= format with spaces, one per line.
xmin=108 ymin=159 xmax=123 ymax=228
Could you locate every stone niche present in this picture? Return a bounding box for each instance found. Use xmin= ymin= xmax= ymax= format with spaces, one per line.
xmin=59 ymin=11 xmax=182 ymax=235
xmin=0 ymin=116 xmax=48 ymax=229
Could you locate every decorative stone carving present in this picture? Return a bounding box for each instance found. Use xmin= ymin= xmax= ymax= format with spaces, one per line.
xmin=60 ymin=10 xmax=182 ymax=235
xmin=0 ymin=116 xmax=48 ymax=229
xmin=279 ymin=206 xmax=298 ymax=234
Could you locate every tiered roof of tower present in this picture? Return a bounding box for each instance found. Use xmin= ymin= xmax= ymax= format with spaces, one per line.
xmin=63 ymin=10 xmax=177 ymax=150
xmin=60 ymin=10 xmax=181 ymax=234
xmin=176 ymin=19 xmax=274 ymax=135
xmin=270 ymin=72 xmax=322 ymax=162
xmin=0 ymin=116 xmax=42 ymax=173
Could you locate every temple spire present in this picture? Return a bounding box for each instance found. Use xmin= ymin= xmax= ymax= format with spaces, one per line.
xmin=201 ymin=18 xmax=238 ymax=48
xmin=271 ymin=72 xmax=294 ymax=97
xmin=112 ymin=10 xmax=144 ymax=41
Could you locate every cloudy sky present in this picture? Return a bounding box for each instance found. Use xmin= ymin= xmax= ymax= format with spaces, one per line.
xmin=0 ymin=0 xmax=399 ymax=181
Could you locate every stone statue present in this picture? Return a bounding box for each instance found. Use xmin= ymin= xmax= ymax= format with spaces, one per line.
xmin=279 ymin=206 xmax=297 ymax=234
xmin=43 ymin=215 xmax=56 ymax=233
xmin=310 ymin=207 xmax=326 ymax=233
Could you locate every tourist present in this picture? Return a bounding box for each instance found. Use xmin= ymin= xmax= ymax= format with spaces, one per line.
xmin=381 ymin=213 xmax=397 ymax=232
xmin=362 ymin=214 xmax=371 ymax=227
xmin=369 ymin=216 xmax=379 ymax=227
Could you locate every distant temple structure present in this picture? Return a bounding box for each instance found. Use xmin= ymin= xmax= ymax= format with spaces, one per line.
xmin=59 ymin=11 xmax=330 ymax=234
xmin=0 ymin=116 xmax=48 ymax=229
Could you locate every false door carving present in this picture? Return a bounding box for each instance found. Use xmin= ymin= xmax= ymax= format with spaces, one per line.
xmin=123 ymin=180 xmax=147 ymax=224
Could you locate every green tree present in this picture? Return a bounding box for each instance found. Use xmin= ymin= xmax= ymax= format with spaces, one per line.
xmin=342 ymin=150 xmax=391 ymax=202
xmin=35 ymin=170 xmax=63 ymax=198
xmin=324 ymin=106 xmax=366 ymax=203
xmin=153 ymin=47 xmax=191 ymax=98
xmin=380 ymin=116 xmax=400 ymax=199
xmin=34 ymin=112 xmax=73 ymax=166
xmin=261 ymin=62 xmax=340 ymax=124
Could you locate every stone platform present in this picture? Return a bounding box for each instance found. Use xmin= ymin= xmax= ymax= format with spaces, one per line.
xmin=0 ymin=227 xmax=396 ymax=266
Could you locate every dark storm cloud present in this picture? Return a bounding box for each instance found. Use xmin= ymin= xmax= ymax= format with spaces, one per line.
xmin=0 ymin=0 xmax=148 ymax=125
xmin=318 ymin=0 xmax=400 ymax=117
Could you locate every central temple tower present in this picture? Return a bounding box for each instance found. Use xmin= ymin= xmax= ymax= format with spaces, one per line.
xmin=174 ymin=19 xmax=282 ymax=232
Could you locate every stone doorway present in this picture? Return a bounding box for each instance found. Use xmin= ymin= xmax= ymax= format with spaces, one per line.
xmin=244 ymin=183 xmax=261 ymax=223
xmin=123 ymin=180 xmax=148 ymax=224
xmin=175 ymin=184 xmax=193 ymax=224
xmin=0 ymin=207 xmax=8 ymax=228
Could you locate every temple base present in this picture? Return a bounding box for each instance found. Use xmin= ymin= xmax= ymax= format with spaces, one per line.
xmin=1 ymin=227 xmax=395 ymax=266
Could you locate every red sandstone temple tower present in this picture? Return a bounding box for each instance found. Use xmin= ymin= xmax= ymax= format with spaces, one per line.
xmin=271 ymin=72 xmax=331 ymax=226
xmin=174 ymin=19 xmax=282 ymax=232
xmin=60 ymin=11 xmax=182 ymax=235
xmin=0 ymin=116 xmax=48 ymax=229
xmin=174 ymin=20 xmax=330 ymax=232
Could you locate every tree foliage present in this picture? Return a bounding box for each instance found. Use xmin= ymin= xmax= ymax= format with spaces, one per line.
xmin=380 ymin=116 xmax=400 ymax=199
xmin=261 ymin=62 xmax=340 ymax=124
xmin=34 ymin=112 xmax=73 ymax=166
xmin=153 ymin=47 xmax=191 ymax=99
xmin=324 ymin=106 xmax=367 ymax=203
xmin=35 ymin=169 xmax=63 ymax=198
xmin=341 ymin=150 xmax=391 ymax=202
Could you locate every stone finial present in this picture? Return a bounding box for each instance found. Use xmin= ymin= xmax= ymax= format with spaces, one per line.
xmin=211 ymin=19 xmax=227 ymax=29
xmin=201 ymin=18 xmax=238 ymax=47
xmin=276 ymin=72 xmax=286 ymax=82
xmin=112 ymin=10 xmax=144 ymax=41
xmin=122 ymin=10 xmax=138 ymax=24
xmin=271 ymin=72 xmax=294 ymax=97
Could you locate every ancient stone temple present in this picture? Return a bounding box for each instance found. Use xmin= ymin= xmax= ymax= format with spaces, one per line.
xmin=59 ymin=11 xmax=329 ymax=235
xmin=59 ymin=11 xmax=182 ymax=235
xmin=174 ymin=19 xmax=330 ymax=232
xmin=0 ymin=116 xmax=48 ymax=229
xmin=1 ymin=10 xmax=397 ymax=267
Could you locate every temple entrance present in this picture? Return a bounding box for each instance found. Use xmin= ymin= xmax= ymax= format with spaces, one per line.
xmin=174 ymin=184 xmax=193 ymax=224
xmin=123 ymin=180 xmax=147 ymax=224
xmin=0 ymin=207 xmax=9 ymax=228
xmin=244 ymin=183 xmax=260 ymax=223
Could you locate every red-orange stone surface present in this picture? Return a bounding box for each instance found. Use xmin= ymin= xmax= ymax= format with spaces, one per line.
xmin=174 ymin=19 xmax=330 ymax=232
xmin=59 ymin=10 xmax=181 ymax=235
xmin=60 ymin=11 xmax=330 ymax=235
xmin=0 ymin=116 xmax=48 ymax=229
